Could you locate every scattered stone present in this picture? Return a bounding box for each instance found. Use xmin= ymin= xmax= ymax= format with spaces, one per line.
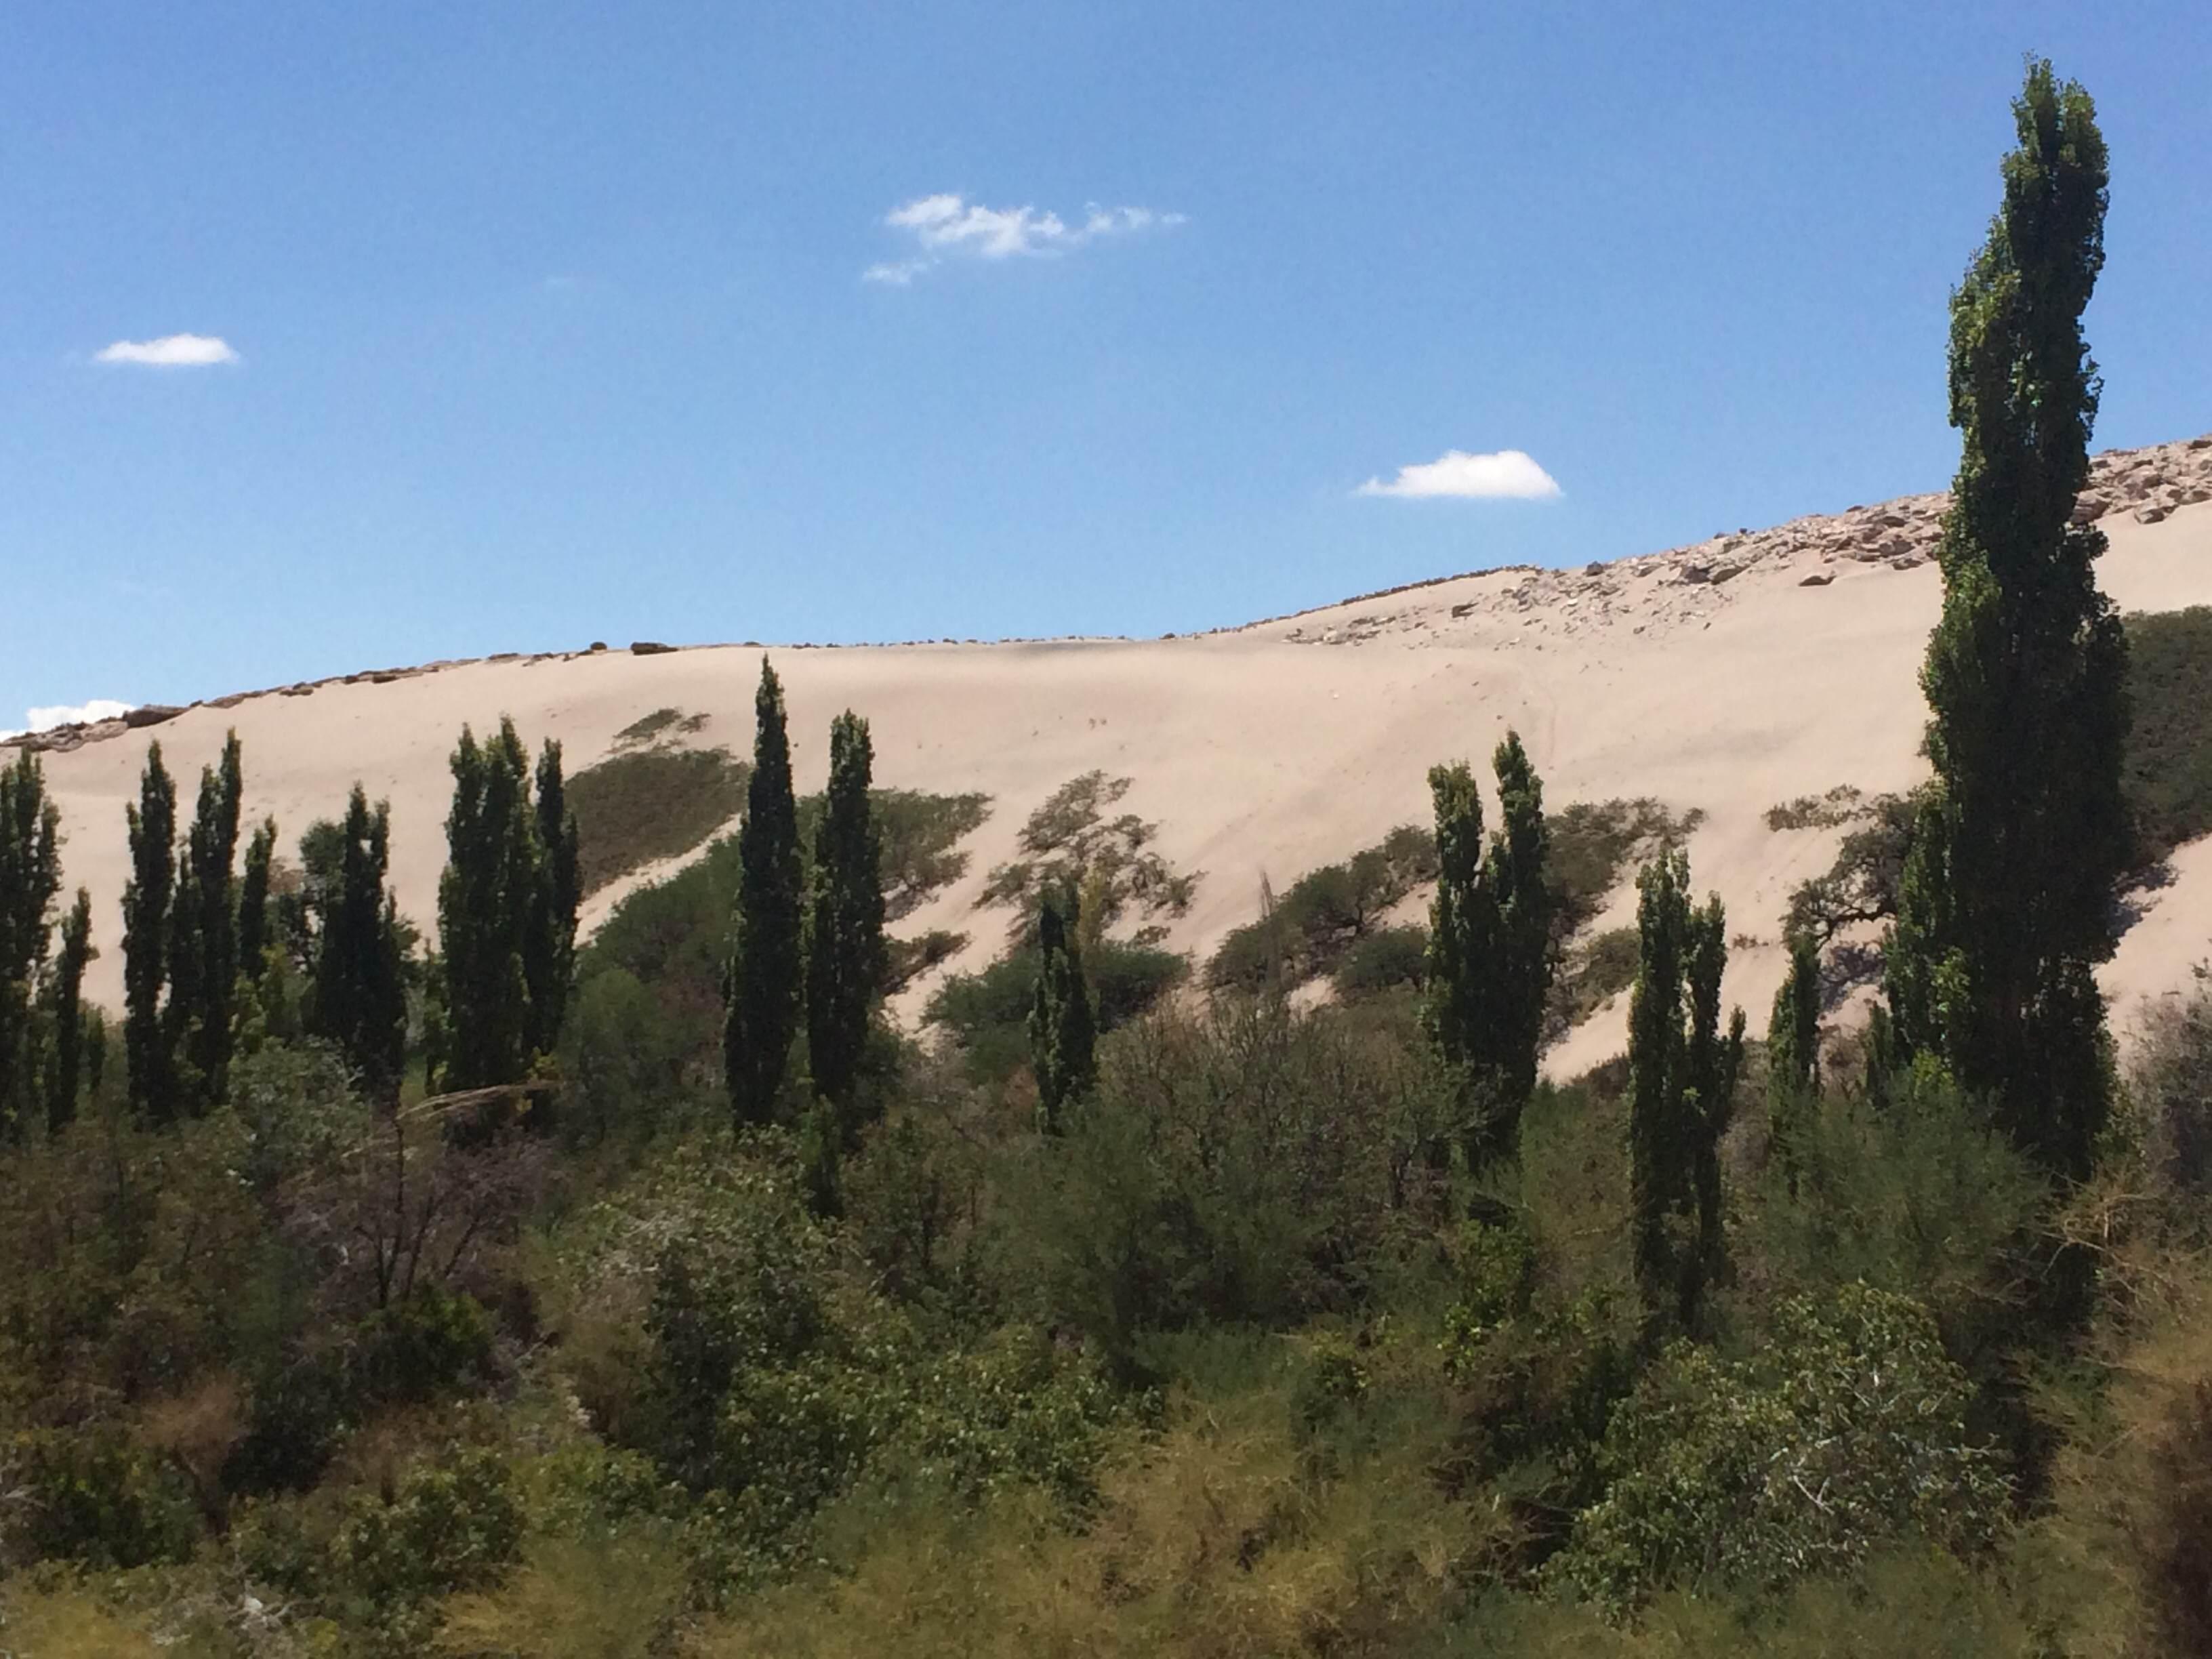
xmin=630 ymin=641 xmax=677 ymax=656
xmin=1680 ymin=565 xmax=1711 ymax=585
xmin=1891 ymin=555 xmax=1926 ymax=571
xmin=1708 ymin=562 xmax=1746 ymax=586
xmin=1799 ymin=571 xmax=1835 ymax=587
xmin=123 ymin=705 xmax=184 ymax=729
xmin=588 ymin=640 xmax=608 ymax=653
xmin=1450 ymin=602 xmax=1476 ymax=618
xmin=2135 ymin=504 xmax=2171 ymax=525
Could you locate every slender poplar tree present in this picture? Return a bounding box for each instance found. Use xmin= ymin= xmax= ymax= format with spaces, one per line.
xmin=724 ymin=658 xmax=804 ymax=1129
xmin=237 ymin=817 xmax=277 ymax=983
xmin=1885 ymin=60 xmax=2127 ymax=1183
xmin=123 ymin=743 xmax=180 ymax=1124
xmin=807 ymin=711 xmax=886 ymax=1130
xmin=1629 ymin=851 xmax=1742 ymax=1336
xmin=438 ymin=720 xmax=539 ymax=1090
xmin=45 ymin=890 xmax=92 ymax=1132
xmin=170 ymin=733 xmax=243 ymax=1114
xmin=1766 ymin=930 xmax=1821 ymax=1185
xmin=1422 ymin=733 xmax=1556 ymax=1168
xmin=526 ymin=739 xmax=580 ymax=1061
xmin=1029 ymin=888 xmax=1096 ymax=1136
xmin=311 ymin=787 xmax=409 ymax=1103
xmin=0 ymin=751 xmax=61 ymax=1134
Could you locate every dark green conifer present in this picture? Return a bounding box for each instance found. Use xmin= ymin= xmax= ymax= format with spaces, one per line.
xmin=1885 ymin=61 xmax=2127 ymax=1183
xmin=526 ymin=740 xmax=580 ymax=1061
xmin=1629 ymin=851 xmax=1743 ymax=1336
xmin=437 ymin=720 xmax=538 ymax=1090
xmin=311 ymin=787 xmax=408 ymax=1103
xmin=807 ymin=711 xmax=886 ymax=1132
xmin=1028 ymin=887 xmax=1096 ymax=1136
xmin=1422 ymin=733 xmax=1555 ymax=1168
xmin=237 ymin=817 xmax=277 ymax=983
xmin=0 ymin=751 xmax=61 ymax=1134
xmin=169 ymin=732 xmax=243 ymax=1114
xmin=1766 ymin=930 xmax=1821 ymax=1185
xmin=123 ymin=743 xmax=179 ymax=1124
xmin=46 ymin=890 xmax=92 ymax=1133
xmin=724 ymin=659 xmax=804 ymax=1129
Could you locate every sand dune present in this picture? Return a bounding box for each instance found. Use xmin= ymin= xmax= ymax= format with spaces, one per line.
xmin=18 ymin=436 xmax=2212 ymax=1072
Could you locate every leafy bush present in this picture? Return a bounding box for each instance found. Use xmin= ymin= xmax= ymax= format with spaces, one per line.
xmin=2131 ymin=964 xmax=2212 ymax=1199
xmin=1209 ymin=826 xmax=1436 ymax=991
xmin=1546 ymin=925 xmax=1641 ymax=1038
xmin=1548 ymin=798 xmax=1703 ymax=935
xmin=2124 ymin=607 xmax=2212 ymax=863
xmin=354 ymin=1282 xmax=495 ymax=1404
xmin=1551 ymin=1285 xmax=2009 ymax=1613
xmin=1334 ymin=923 xmax=1431 ymax=997
xmin=333 ymin=1444 xmax=523 ymax=1608
xmin=924 ymin=937 xmax=1185 ymax=1086
xmin=3 ymin=1425 xmax=199 ymax=1569
xmin=1763 ymin=785 xmax=1865 ymax=832
xmin=979 ymin=772 xmax=1197 ymax=939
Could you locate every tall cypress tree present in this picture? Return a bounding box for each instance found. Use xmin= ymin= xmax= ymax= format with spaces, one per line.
xmin=724 ymin=658 xmax=804 ymax=1129
xmin=237 ymin=817 xmax=277 ymax=984
xmin=123 ymin=743 xmax=180 ymax=1124
xmin=807 ymin=710 xmax=886 ymax=1130
xmin=1422 ymin=733 xmax=1555 ymax=1169
xmin=311 ymin=787 xmax=408 ymax=1103
xmin=1885 ymin=61 xmax=2126 ymax=1184
xmin=438 ymin=720 xmax=539 ymax=1090
xmin=1629 ymin=851 xmax=1742 ymax=1336
xmin=1029 ymin=888 xmax=1096 ymax=1136
xmin=1766 ymin=930 xmax=1821 ymax=1186
xmin=525 ymin=739 xmax=580 ymax=1061
xmin=0 ymin=751 xmax=61 ymax=1134
xmin=170 ymin=732 xmax=243 ymax=1114
xmin=45 ymin=889 xmax=92 ymax=1133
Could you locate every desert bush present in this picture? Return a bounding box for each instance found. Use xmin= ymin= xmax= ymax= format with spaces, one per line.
xmin=355 ymin=1283 xmax=496 ymax=1405
xmin=567 ymin=745 xmax=750 ymax=895
xmin=1762 ymin=785 xmax=1865 ymax=832
xmin=1550 ymin=1284 xmax=2008 ymax=1614
xmin=329 ymin=1444 xmax=523 ymax=1643
xmin=979 ymin=771 xmax=1197 ymax=940
xmin=924 ymin=937 xmax=1185 ymax=1086
xmin=2131 ymin=965 xmax=2212 ymax=1201
xmin=2123 ymin=606 xmax=2212 ymax=865
xmin=1334 ymin=922 xmax=1431 ymax=997
xmin=1 ymin=1425 xmax=200 ymax=1570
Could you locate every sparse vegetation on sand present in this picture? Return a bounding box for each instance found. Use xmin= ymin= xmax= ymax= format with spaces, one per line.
xmin=569 ymin=745 xmax=750 ymax=895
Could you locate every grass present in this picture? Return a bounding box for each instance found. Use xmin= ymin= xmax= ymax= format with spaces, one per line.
xmin=567 ymin=747 xmax=750 ymax=896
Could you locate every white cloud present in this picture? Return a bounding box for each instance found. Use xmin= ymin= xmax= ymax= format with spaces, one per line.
xmin=94 ymin=333 xmax=239 ymax=367
xmin=0 ymin=699 xmax=137 ymax=741
xmin=865 ymin=193 xmax=1184 ymax=283
xmin=1356 ymin=449 xmax=1562 ymax=501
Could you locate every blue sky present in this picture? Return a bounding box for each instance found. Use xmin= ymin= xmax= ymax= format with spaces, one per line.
xmin=5 ymin=2 xmax=2209 ymax=726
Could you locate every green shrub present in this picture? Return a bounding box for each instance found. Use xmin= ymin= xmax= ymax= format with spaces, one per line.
xmin=355 ymin=1283 xmax=495 ymax=1404
xmin=1208 ymin=826 xmax=1435 ymax=991
xmin=1550 ymin=1284 xmax=2009 ymax=1614
xmin=333 ymin=1445 xmax=523 ymax=1607
xmin=1333 ymin=923 xmax=1431 ymax=996
xmin=3 ymin=1425 xmax=199 ymax=1569
xmin=2123 ymin=607 xmax=2212 ymax=863
xmin=925 ymin=939 xmax=1185 ymax=1086
xmin=224 ymin=1346 xmax=354 ymax=1495
xmin=979 ymin=772 xmax=1197 ymax=940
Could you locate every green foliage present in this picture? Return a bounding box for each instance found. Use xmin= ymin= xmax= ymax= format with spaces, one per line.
xmin=1765 ymin=930 xmax=1820 ymax=1183
xmin=808 ymin=712 xmax=886 ymax=1123
xmin=725 ymin=658 xmax=805 ymax=1128
xmin=43 ymin=886 xmax=92 ymax=1132
xmin=613 ymin=705 xmax=710 ymax=747
xmin=1548 ymin=926 xmax=1641 ymax=1038
xmin=1763 ymin=785 xmax=1865 ymax=832
xmin=1887 ymin=60 xmax=2125 ymax=1185
xmin=307 ymin=785 xmax=408 ymax=1101
xmin=1027 ymin=889 xmax=1095 ymax=1134
xmin=3 ymin=1425 xmax=199 ymax=1569
xmin=1628 ymin=851 xmax=1742 ymax=1335
xmin=168 ymin=730 xmax=243 ymax=1118
xmin=0 ymin=747 xmax=61 ymax=1137
xmin=1333 ymin=922 xmax=1431 ymax=998
xmin=438 ymin=718 xmax=544 ymax=1090
xmin=926 ymin=934 xmax=1183 ymax=1086
xmin=332 ymin=1444 xmax=523 ymax=1608
xmin=1551 ymin=1285 xmax=2007 ymax=1614
xmin=237 ymin=814 xmax=276 ymax=982
xmin=1207 ymin=823 xmax=1437 ymax=991
xmin=2132 ymin=965 xmax=2212 ymax=1196
xmin=529 ymin=737 xmax=582 ymax=1059
xmin=980 ymin=771 xmax=1197 ymax=941
xmin=1548 ymin=797 xmax=1704 ymax=937
xmin=567 ymin=743 xmax=748 ymax=896
xmin=354 ymin=1283 xmax=495 ymax=1404
xmin=2122 ymin=605 xmax=2212 ymax=864
xmin=123 ymin=741 xmax=178 ymax=1124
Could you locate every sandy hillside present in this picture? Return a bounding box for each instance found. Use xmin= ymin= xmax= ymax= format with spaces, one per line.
xmin=18 ymin=436 xmax=2212 ymax=1074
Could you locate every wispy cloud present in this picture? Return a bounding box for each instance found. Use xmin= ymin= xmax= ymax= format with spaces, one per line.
xmin=1357 ymin=449 xmax=1562 ymax=501
xmin=864 ymin=194 xmax=1184 ymax=283
xmin=0 ymin=699 xmax=136 ymax=741
xmin=94 ymin=333 xmax=239 ymax=367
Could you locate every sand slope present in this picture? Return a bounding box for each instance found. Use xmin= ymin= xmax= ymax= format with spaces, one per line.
xmin=20 ymin=437 xmax=2212 ymax=1072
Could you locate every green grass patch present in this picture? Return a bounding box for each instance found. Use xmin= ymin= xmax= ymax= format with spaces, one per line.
xmin=613 ymin=706 xmax=710 ymax=747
